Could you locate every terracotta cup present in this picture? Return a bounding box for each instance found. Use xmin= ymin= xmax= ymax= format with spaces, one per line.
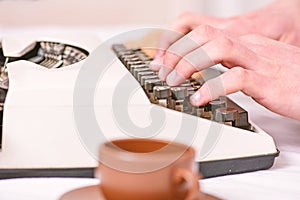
xmin=95 ymin=138 xmax=200 ymax=200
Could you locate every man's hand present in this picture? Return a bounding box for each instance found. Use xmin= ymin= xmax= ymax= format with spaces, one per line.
xmin=151 ymin=25 xmax=300 ymax=121
xmin=173 ymin=0 xmax=300 ymax=46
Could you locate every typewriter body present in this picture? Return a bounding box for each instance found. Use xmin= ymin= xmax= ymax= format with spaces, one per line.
xmin=0 ymin=33 xmax=278 ymax=179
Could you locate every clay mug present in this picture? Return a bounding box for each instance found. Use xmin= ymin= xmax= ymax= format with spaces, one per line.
xmin=95 ymin=138 xmax=201 ymax=200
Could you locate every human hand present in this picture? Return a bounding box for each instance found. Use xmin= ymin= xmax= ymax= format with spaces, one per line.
xmin=152 ymin=25 xmax=300 ymax=121
xmin=173 ymin=0 xmax=300 ymax=46
xmin=152 ymin=0 xmax=300 ymax=62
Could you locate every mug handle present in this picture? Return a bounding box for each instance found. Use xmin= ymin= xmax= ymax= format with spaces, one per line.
xmin=175 ymin=168 xmax=201 ymax=200
xmin=175 ymin=169 xmax=221 ymax=200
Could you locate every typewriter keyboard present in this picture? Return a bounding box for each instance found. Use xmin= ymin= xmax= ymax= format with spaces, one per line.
xmin=112 ymin=44 xmax=253 ymax=131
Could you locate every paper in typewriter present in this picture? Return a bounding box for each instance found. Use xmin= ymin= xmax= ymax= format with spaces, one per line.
xmin=1 ymin=60 xmax=99 ymax=168
xmin=0 ymin=34 xmax=101 ymax=169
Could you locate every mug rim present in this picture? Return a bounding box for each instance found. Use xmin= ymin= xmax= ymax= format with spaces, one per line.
xmin=98 ymin=138 xmax=195 ymax=173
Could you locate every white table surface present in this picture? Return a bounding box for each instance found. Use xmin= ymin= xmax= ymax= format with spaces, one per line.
xmin=0 ymin=26 xmax=300 ymax=200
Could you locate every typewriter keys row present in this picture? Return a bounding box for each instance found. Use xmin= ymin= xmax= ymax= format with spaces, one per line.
xmin=112 ymin=44 xmax=252 ymax=130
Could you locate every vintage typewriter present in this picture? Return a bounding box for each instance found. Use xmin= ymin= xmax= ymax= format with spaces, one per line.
xmin=0 ymin=34 xmax=278 ymax=179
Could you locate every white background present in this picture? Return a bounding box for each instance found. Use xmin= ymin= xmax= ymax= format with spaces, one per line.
xmin=0 ymin=0 xmax=272 ymax=26
xmin=2 ymin=1 xmax=300 ymax=200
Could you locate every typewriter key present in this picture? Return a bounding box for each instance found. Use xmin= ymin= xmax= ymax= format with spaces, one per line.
xmin=126 ymin=60 xmax=144 ymax=66
xmin=141 ymin=75 xmax=158 ymax=86
xmin=124 ymin=57 xmax=140 ymax=64
xmin=144 ymin=79 xmax=163 ymax=103
xmin=144 ymin=79 xmax=163 ymax=92
xmin=209 ymin=100 xmax=227 ymax=116
xmin=169 ymin=87 xmax=188 ymax=111
xmin=120 ymin=54 xmax=137 ymax=59
xmin=153 ymin=86 xmax=171 ymax=107
xmin=117 ymin=50 xmax=135 ymax=57
xmin=215 ymin=107 xmax=238 ymax=126
xmin=133 ymin=68 xmax=151 ymax=78
xmin=170 ymin=87 xmax=188 ymax=100
xmin=129 ymin=64 xmax=148 ymax=73
xmin=137 ymin=71 xmax=156 ymax=83
xmin=154 ymin=86 xmax=171 ymax=99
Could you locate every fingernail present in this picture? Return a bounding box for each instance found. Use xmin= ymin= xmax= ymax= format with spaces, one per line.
xmin=190 ymin=93 xmax=201 ymax=106
xmin=166 ymin=71 xmax=185 ymax=86
xmin=158 ymin=66 xmax=172 ymax=81
xmin=149 ymin=58 xmax=163 ymax=71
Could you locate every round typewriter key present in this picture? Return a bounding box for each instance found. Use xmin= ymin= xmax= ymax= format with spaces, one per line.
xmin=126 ymin=61 xmax=144 ymax=69
xmin=137 ymin=71 xmax=156 ymax=82
xmin=144 ymin=79 xmax=163 ymax=92
xmin=133 ymin=68 xmax=151 ymax=78
xmin=125 ymin=57 xmax=140 ymax=63
xmin=120 ymin=54 xmax=137 ymax=60
xmin=170 ymin=87 xmax=188 ymax=100
xmin=121 ymin=57 xmax=139 ymax=64
xmin=215 ymin=107 xmax=238 ymax=124
xmin=153 ymin=86 xmax=171 ymax=99
xmin=141 ymin=75 xmax=158 ymax=86
xmin=126 ymin=60 xmax=143 ymax=65
xmin=117 ymin=50 xmax=135 ymax=56
xmin=129 ymin=64 xmax=148 ymax=73
xmin=209 ymin=100 xmax=227 ymax=113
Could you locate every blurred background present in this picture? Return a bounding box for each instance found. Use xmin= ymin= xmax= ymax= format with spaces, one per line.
xmin=0 ymin=0 xmax=273 ymax=27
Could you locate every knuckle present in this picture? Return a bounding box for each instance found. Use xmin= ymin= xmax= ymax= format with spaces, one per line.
xmin=194 ymin=24 xmax=216 ymax=37
xmin=216 ymin=36 xmax=234 ymax=52
xmin=217 ymin=36 xmax=234 ymax=50
xmin=232 ymin=67 xmax=247 ymax=80
xmin=188 ymin=24 xmax=217 ymax=43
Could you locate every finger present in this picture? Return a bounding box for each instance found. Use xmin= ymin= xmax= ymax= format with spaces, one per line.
xmin=165 ymin=47 xmax=214 ymax=85
xmin=154 ymin=29 xmax=184 ymax=59
xmin=190 ymin=67 xmax=250 ymax=106
xmin=158 ymin=36 xmax=200 ymax=80
xmin=149 ymin=57 xmax=164 ymax=71
xmin=149 ymin=30 xmax=184 ymax=71
xmin=166 ymin=35 xmax=263 ymax=86
xmin=159 ymin=25 xmax=223 ymax=80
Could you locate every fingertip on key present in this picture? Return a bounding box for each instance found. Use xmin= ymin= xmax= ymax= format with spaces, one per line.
xmin=158 ymin=66 xmax=173 ymax=81
xmin=166 ymin=70 xmax=185 ymax=86
xmin=149 ymin=58 xmax=163 ymax=71
xmin=190 ymin=92 xmax=201 ymax=106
